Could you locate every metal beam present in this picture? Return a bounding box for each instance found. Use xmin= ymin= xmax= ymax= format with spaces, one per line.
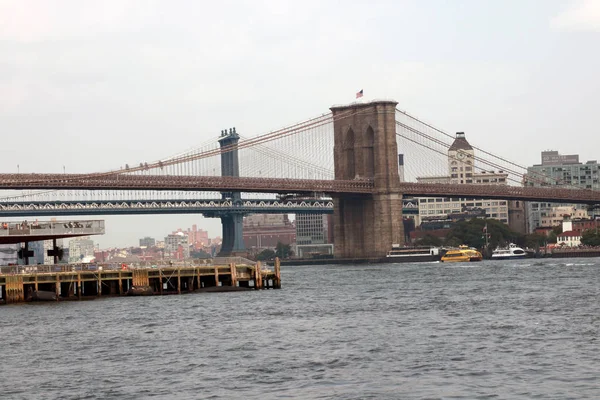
xmin=0 ymin=199 xmax=419 ymax=217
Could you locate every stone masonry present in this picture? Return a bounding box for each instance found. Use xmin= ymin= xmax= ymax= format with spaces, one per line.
xmin=330 ymin=100 xmax=404 ymax=258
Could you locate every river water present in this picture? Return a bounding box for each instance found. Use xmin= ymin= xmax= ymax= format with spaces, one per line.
xmin=1 ymin=258 xmax=600 ymax=399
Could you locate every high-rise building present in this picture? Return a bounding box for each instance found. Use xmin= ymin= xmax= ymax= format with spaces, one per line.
xmin=68 ymin=237 xmax=96 ymax=263
xmin=164 ymin=232 xmax=189 ymax=259
xmin=416 ymin=133 xmax=510 ymax=224
xmin=0 ymin=243 xmax=19 ymax=266
xmin=28 ymin=239 xmax=65 ymax=264
xmin=139 ymin=236 xmax=156 ymax=247
xmin=172 ymin=225 xmax=209 ymax=250
xmin=524 ymin=151 xmax=600 ymax=232
xmin=296 ymin=214 xmax=329 ymax=245
xmin=294 ymin=214 xmax=334 ymax=258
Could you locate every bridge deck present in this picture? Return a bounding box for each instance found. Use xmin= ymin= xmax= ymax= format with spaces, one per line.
xmin=0 ymin=174 xmax=599 ymax=203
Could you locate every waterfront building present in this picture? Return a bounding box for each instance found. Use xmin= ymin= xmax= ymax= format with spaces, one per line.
xmin=294 ymin=214 xmax=333 ymax=258
xmin=243 ymin=214 xmax=296 ymax=249
xmin=556 ymin=231 xmax=582 ymax=247
xmin=296 ymin=214 xmax=328 ymax=245
xmin=416 ymin=133 xmax=509 ymax=225
xmin=524 ymin=151 xmax=600 ymax=232
xmin=572 ymin=218 xmax=600 ymax=233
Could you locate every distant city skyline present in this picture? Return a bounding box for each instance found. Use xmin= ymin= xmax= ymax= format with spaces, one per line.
xmin=1 ymin=0 xmax=599 ymax=246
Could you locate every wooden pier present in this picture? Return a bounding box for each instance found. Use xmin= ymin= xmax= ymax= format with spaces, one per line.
xmin=0 ymin=258 xmax=281 ymax=305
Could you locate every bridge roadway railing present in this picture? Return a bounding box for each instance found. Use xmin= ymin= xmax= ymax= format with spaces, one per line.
xmin=0 ymin=174 xmax=375 ymax=194
xmin=399 ymin=182 xmax=600 ymax=204
xmin=2 ymin=174 xmax=599 ymax=203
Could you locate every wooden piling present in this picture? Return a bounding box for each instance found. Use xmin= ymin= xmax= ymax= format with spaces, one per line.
xmin=177 ymin=268 xmax=181 ymax=294
xmin=6 ymin=276 xmax=24 ymax=304
xmin=274 ymin=257 xmax=281 ymax=289
xmin=158 ymin=269 xmax=163 ymax=295
xmin=230 ymin=263 xmax=237 ymax=287
xmin=254 ymin=262 xmax=262 ymax=289
xmin=132 ymin=269 xmax=150 ymax=287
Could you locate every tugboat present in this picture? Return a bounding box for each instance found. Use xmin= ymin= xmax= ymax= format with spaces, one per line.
xmin=491 ymin=243 xmax=527 ymax=260
xmin=441 ymin=245 xmax=483 ymax=263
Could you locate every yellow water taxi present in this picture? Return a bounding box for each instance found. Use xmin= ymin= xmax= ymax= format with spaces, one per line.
xmin=440 ymin=246 xmax=483 ymax=263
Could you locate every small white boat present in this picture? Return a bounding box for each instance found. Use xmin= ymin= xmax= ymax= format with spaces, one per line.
xmin=491 ymin=243 xmax=527 ymax=260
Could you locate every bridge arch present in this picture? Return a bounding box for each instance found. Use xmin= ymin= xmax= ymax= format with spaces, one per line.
xmin=363 ymin=126 xmax=375 ymax=179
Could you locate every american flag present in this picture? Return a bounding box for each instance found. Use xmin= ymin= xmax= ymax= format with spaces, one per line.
xmin=356 ymin=89 xmax=363 ymax=99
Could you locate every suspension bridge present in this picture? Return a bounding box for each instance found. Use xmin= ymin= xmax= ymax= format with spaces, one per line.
xmin=1 ymin=100 xmax=598 ymax=258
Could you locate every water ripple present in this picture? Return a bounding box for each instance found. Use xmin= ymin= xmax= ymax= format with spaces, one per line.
xmin=1 ymin=258 xmax=600 ymax=399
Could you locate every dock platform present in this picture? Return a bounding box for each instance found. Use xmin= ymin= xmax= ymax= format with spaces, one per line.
xmin=0 ymin=258 xmax=281 ymax=305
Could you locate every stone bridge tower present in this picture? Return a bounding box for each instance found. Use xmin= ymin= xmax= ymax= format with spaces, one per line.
xmin=331 ymin=100 xmax=404 ymax=258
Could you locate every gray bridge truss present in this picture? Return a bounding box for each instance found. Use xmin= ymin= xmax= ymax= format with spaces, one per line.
xmin=0 ymin=198 xmax=419 ymax=217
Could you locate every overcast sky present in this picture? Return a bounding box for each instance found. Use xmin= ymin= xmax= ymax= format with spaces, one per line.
xmin=1 ymin=0 xmax=599 ymax=248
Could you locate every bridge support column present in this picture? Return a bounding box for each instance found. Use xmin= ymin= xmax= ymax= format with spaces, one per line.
xmin=331 ymin=100 xmax=404 ymax=259
xmin=217 ymin=127 xmax=246 ymax=257
xmin=219 ymin=213 xmax=245 ymax=256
